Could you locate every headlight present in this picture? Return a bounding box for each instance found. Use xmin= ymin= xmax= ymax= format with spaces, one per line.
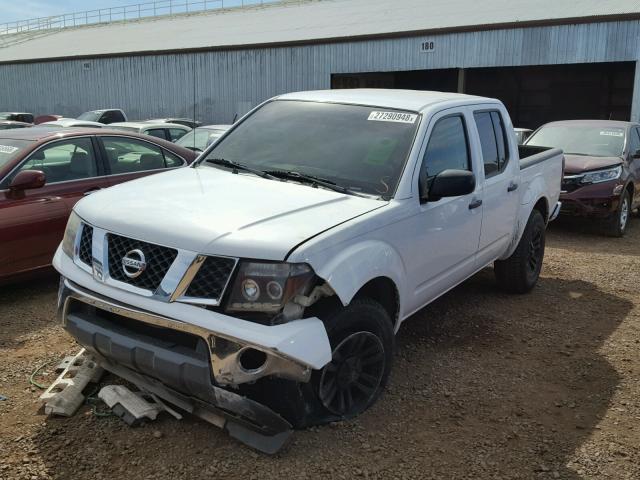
xmin=580 ymin=165 xmax=622 ymax=184
xmin=226 ymin=262 xmax=315 ymax=313
xmin=61 ymin=211 xmax=82 ymax=258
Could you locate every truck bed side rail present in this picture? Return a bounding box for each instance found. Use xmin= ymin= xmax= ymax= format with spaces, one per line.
xmin=519 ymin=145 xmax=563 ymax=170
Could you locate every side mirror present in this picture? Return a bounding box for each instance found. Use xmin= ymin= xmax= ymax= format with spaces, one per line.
xmin=420 ymin=169 xmax=475 ymax=202
xmin=9 ymin=170 xmax=46 ymax=195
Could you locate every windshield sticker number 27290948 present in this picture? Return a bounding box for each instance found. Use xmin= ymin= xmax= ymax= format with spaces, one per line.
xmin=368 ymin=111 xmax=418 ymax=124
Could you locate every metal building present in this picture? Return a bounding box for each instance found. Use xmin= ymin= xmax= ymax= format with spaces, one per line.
xmin=0 ymin=0 xmax=639 ymax=128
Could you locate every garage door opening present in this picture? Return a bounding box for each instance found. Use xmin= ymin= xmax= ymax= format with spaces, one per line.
xmin=331 ymin=62 xmax=635 ymax=129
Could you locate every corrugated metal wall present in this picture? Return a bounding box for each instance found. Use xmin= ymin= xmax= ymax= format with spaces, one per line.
xmin=0 ymin=19 xmax=639 ymax=123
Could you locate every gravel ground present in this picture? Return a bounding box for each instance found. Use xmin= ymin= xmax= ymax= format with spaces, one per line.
xmin=1 ymin=218 xmax=639 ymax=480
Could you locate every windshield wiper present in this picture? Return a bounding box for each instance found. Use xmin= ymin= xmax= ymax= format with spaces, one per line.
xmin=205 ymin=158 xmax=276 ymax=180
xmin=265 ymin=170 xmax=362 ymax=196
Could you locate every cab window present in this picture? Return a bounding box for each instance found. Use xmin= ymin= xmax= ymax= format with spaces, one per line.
xmin=474 ymin=110 xmax=509 ymax=177
xmin=421 ymin=115 xmax=471 ymax=181
xmin=13 ymin=137 xmax=99 ymax=184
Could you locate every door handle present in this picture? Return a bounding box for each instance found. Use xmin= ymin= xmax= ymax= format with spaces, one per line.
xmin=468 ymin=199 xmax=483 ymax=210
xmin=507 ymin=182 xmax=519 ymax=192
xmin=83 ymin=188 xmax=101 ymax=196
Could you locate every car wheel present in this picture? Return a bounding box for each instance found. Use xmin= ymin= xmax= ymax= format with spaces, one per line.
xmin=244 ymin=298 xmax=395 ymax=429
xmin=604 ymin=191 xmax=630 ymax=237
xmin=494 ymin=209 xmax=546 ymax=294
xmin=315 ymin=298 xmax=394 ymax=420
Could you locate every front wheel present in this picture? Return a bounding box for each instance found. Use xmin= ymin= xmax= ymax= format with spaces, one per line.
xmin=604 ymin=191 xmax=631 ymax=237
xmin=315 ymin=298 xmax=395 ymax=420
xmin=494 ymin=209 xmax=546 ymax=294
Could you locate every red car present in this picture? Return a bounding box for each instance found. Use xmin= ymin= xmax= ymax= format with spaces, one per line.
xmin=0 ymin=127 xmax=198 ymax=284
xmin=525 ymin=120 xmax=640 ymax=236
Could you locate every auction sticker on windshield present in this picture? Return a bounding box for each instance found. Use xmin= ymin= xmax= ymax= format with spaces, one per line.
xmin=0 ymin=145 xmax=19 ymax=154
xmin=600 ymin=130 xmax=624 ymax=137
xmin=368 ymin=111 xmax=418 ymax=124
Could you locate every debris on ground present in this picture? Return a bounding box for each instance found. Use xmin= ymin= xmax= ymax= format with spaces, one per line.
xmin=39 ymin=348 xmax=103 ymax=417
xmin=98 ymin=385 xmax=180 ymax=426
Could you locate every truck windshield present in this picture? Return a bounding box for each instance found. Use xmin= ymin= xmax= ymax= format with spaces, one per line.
xmin=200 ymin=100 xmax=420 ymax=198
xmin=0 ymin=139 xmax=33 ymax=169
xmin=526 ymin=125 xmax=625 ymax=157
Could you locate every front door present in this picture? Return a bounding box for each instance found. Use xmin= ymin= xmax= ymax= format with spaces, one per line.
xmin=405 ymin=110 xmax=483 ymax=310
xmin=0 ymin=136 xmax=106 ymax=278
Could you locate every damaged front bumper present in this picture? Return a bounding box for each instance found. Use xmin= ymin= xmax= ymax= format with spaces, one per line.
xmin=56 ymin=273 xmax=330 ymax=453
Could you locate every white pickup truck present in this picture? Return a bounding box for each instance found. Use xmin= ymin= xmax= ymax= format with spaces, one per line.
xmin=53 ymin=89 xmax=563 ymax=452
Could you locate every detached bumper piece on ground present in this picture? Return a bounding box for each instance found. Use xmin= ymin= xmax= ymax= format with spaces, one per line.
xmin=39 ymin=349 xmax=104 ymax=417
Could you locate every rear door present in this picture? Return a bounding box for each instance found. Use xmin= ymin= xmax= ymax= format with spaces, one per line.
xmin=472 ymin=109 xmax=519 ymax=266
xmin=99 ymin=135 xmax=186 ymax=186
xmin=0 ymin=136 xmax=106 ymax=276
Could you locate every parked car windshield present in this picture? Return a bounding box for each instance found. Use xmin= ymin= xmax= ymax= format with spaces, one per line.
xmin=526 ymin=124 xmax=626 ymax=157
xmin=201 ymin=100 xmax=420 ymax=198
xmin=178 ymin=128 xmax=226 ymax=152
xmin=77 ymin=111 xmax=101 ymax=122
xmin=0 ymin=139 xmax=34 ymax=169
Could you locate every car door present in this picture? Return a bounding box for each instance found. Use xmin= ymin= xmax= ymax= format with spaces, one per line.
xmin=627 ymin=127 xmax=640 ymax=209
xmin=472 ymin=109 xmax=519 ymax=266
xmin=405 ymin=109 xmax=483 ymax=308
xmin=0 ymin=136 xmax=106 ymax=277
xmin=99 ymin=135 xmax=186 ymax=186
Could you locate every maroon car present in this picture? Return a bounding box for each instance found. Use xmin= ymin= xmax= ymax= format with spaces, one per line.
xmin=0 ymin=127 xmax=198 ymax=284
xmin=525 ymin=120 xmax=640 ymax=236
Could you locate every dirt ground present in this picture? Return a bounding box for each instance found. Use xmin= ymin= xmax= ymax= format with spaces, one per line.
xmin=1 ymin=218 xmax=639 ymax=480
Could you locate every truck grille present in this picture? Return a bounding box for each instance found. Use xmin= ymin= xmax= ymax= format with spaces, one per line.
xmin=185 ymin=256 xmax=236 ymax=300
xmin=78 ymin=224 xmax=93 ymax=266
xmin=107 ymin=234 xmax=178 ymax=291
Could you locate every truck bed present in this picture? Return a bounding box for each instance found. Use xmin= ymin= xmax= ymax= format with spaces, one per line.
xmin=519 ymin=145 xmax=563 ymax=170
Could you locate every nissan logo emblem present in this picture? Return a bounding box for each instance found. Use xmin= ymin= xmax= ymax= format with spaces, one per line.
xmin=121 ymin=249 xmax=147 ymax=278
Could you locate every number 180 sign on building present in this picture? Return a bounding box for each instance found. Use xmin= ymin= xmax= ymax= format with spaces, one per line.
xmin=419 ymin=41 xmax=436 ymax=53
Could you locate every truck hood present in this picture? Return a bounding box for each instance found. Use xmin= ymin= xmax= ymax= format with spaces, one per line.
xmin=75 ymin=166 xmax=386 ymax=260
xmin=563 ymin=154 xmax=623 ymax=174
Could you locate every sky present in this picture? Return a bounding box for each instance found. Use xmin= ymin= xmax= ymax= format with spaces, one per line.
xmin=0 ymin=0 xmax=269 ymax=24
xmin=0 ymin=1 xmax=134 ymax=23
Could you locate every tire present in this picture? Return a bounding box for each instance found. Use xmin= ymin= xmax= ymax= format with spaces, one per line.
xmin=494 ymin=209 xmax=546 ymax=294
xmin=249 ymin=298 xmax=395 ymax=428
xmin=603 ymin=191 xmax=631 ymax=237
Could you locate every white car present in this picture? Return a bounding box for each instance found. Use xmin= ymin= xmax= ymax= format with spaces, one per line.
xmin=107 ymin=122 xmax=191 ymax=142
xmin=40 ymin=118 xmax=104 ymax=128
xmin=54 ymin=89 xmax=563 ymax=453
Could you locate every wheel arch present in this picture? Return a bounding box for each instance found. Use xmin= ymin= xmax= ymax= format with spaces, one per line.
xmin=307 ymin=239 xmax=406 ymax=332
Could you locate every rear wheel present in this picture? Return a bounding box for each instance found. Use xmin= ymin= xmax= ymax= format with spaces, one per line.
xmin=604 ymin=191 xmax=631 ymax=237
xmin=494 ymin=209 xmax=546 ymax=294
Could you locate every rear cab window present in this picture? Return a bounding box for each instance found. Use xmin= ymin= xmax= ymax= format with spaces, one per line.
xmin=473 ymin=110 xmax=509 ymax=178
